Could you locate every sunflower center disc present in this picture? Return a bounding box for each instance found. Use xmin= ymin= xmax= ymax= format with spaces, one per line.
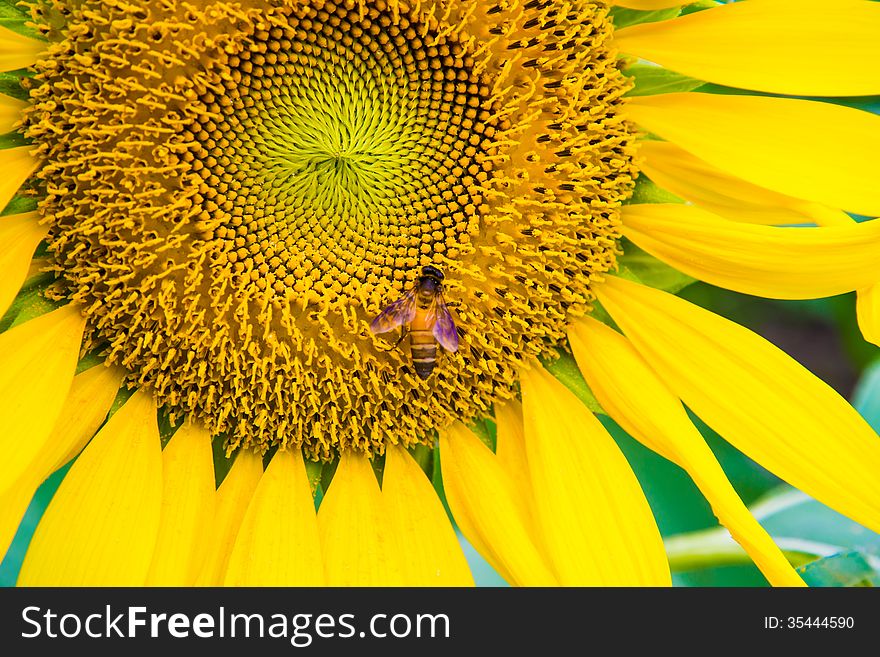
xmin=25 ymin=0 xmax=636 ymax=458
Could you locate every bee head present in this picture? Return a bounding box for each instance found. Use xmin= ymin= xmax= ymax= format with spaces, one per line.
xmin=421 ymin=265 xmax=444 ymax=284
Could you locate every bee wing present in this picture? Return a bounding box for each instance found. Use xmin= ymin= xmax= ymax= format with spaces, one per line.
xmin=370 ymin=287 xmax=417 ymax=334
xmin=430 ymin=296 xmax=459 ymax=353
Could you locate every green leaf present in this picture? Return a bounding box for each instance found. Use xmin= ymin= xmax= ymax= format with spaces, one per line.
xmin=304 ymin=458 xmax=324 ymax=502
xmin=0 ymin=285 xmax=56 ymax=332
xmin=0 ymin=462 xmax=71 ymax=586
xmin=320 ymin=456 xmax=339 ymax=496
xmin=0 ymin=0 xmax=28 ymax=19
xmin=75 ymin=349 xmax=107 ymax=375
xmin=431 ymin=441 xmax=454 ymax=523
xmin=1 ymin=194 xmax=38 ymax=216
xmin=627 ymin=174 xmax=683 ymax=205
xmin=408 ymin=443 xmax=433 ymax=478
xmin=797 ymin=552 xmax=880 ymax=587
xmin=156 ymin=408 xmax=186 ymax=449
xmin=467 ymin=416 xmax=496 ymax=452
xmin=618 ymin=240 xmax=696 ymax=294
xmin=0 ymin=130 xmax=30 ymax=149
xmin=0 ymin=18 xmax=43 ymax=40
xmin=624 ymin=64 xmax=704 ymax=98
xmin=0 ymin=0 xmax=44 ymax=40
xmin=0 ymin=70 xmax=29 ymax=101
xmin=851 ymin=359 xmax=880 ymax=434
xmin=540 ymin=348 xmax=604 ymax=414
xmin=754 ymin=486 xmax=880 ymax=557
xmin=106 ymin=385 xmax=135 ymax=421
xmin=370 ymin=451 xmax=386 ymax=486
xmin=609 ymin=6 xmax=680 ymax=29
xmin=679 ymin=1 xmax=722 ymax=17
xmin=211 ymin=437 xmax=234 ymax=488
xmin=587 ymin=298 xmax=615 ymax=328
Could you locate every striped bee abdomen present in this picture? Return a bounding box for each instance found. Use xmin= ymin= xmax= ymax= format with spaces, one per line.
xmin=410 ymin=329 xmax=438 ymax=380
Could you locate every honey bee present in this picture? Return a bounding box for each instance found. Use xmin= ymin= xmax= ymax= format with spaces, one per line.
xmin=370 ymin=265 xmax=459 ymax=380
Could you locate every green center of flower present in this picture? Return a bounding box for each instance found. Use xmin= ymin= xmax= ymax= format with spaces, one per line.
xmin=191 ymin=7 xmax=496 ymax=301
xmin=24 ymin=0 xmax=636 ymax=459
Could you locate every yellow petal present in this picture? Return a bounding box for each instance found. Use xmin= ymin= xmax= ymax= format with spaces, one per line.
xmin=317 ymin=451 xmax=390 ymax=586
xmin=0 ymin=304 xmax=85 ymax=497
xmin=0 ymin=482 xmax=33 ymax=560
xmin=225 ymin=449 xmax=323 ymax=586
xmin=0 ymin=146 xmax=38 ymax=215
xmin=621 ymin=204 xmax=880 ymax=299
xmin=0 ymin=25 xmax=44 ymax=71
xmin=569 ymin=317 xmax=805 ymax=587
xmin=46 ymin=364 xmax=125 ymax=473
xmin=146 ymin=421 xmax=216 ymax=586
xmin=0 ymin=363 xmax=122 ymax=556
xmin=612 ymin=0 xmax=683 ymax=9
xmin=194 ymin=450 xmax=263 ymax=586
xmin=0 ymin=212 xmax=47 ymax=317
xmin=615 ymin=0 xmax=880 ymax=96
xmin=440 ymin=422 xmax=558 ymax=586
xmin=626 ymin=93 xmax=880 ymax=217
xmin=596 ymin=276 xmax=880 ymax=537
xmin=857 ymin=285 xmax=880 ymax=347
xmin=803 ymin=211 xmax=880 ymax=348
xmin=637 ymin=141 xmax=852 ymax=227
xmin=381 ymin=445 xmax=474 ymax=586
xmin=0 ymin=94 xmax=26 ymax=134
xmin=18 ymin=390 xmax=162 ymax=586
xmin=520 ymin=363 xmax=670 ymax=586
xmin=494 ymin=399 xmax=532 ymax=500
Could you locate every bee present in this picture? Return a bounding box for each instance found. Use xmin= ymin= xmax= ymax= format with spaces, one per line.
xmin=370 ymin=265 xmax=459 ymax=380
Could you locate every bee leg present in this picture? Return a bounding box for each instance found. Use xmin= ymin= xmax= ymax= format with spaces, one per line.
xmin=393 ymin=326 xmax=409 ymax=348
xmin=445 ymin=302 xmax=461 ymax=308
xmin=375 ymin=327 xmax=408 ymax=352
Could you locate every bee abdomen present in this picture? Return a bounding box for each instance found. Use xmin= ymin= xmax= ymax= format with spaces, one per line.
xmin=410 ymin=329 xmax=437 ymax=380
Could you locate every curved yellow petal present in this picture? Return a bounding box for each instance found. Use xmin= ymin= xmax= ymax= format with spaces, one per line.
xmin=569 ymin=317 xmax=805 ymax=587
xmin=225 ymin=449 xmax=323 ymax=586
xmin=520 ymin=363 xmax=670 ymax=586
xmin=0 ymin=212 xmax=47 ymax=317
xmin=596 ymin=276 xmax=880 ymax=537
xmin=0 ymin=94 xmax=26 ymax=134
xmin=440 ymin=422 xmax=557 ymax=586
xmin=494 ymin=399 xmax=532 ymax=500
xmin=637 ymin=141 xmax=851 ymax=227
xmin=612 ymin=0 xmax=683 ymax=9
xmin=18 ymin=390 xmax=162 ymax=586
xmin=46 ymin=364 xmax=125 ymax=473
xmin=194 ymin=450 xmax=262 ymax=586
xmin=621 ymin=204 xmax=880 ymax=299
xmin=0 ymin=25 xmax=44 ymax=71
xmin=0 ymin=483 xmax=32 ymax=562
xmin=0 ymin=363 xmax=122 ymax=556
xmin=0 ymin=304 xmax=84 ymax=497
xmin=615 ymin=0 xmax=880 ymax=96
xmin=0 ymin=146 xmax=38 ymax=214
xmin=804 ymin=212 xmax=880 ymax=348
xmin=626 ymin=94 xmax=880 ymax=217
xmin=317 ymin=451 xmax=390 ymax=586
xmin=146 ymin=421 xmax=216 ymax=586
xmin=381 ymin=445 xmax=474 ymax=586
xmin=857 ymin=285 xmax=880 ymax=347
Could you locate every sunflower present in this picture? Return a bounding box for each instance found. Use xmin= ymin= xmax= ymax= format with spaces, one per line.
xmin=2 ymin=0 xmax=880 ymax=587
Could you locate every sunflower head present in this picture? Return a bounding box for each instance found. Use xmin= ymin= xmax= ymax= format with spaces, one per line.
xmin=6 ymin=0 xmax=880 ymax=591
xmin=21 ymin=0 xmax=636 ymax=458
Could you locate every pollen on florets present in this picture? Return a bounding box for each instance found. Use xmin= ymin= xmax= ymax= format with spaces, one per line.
xmin=23 ymin=0 xmax=636 ymax=459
